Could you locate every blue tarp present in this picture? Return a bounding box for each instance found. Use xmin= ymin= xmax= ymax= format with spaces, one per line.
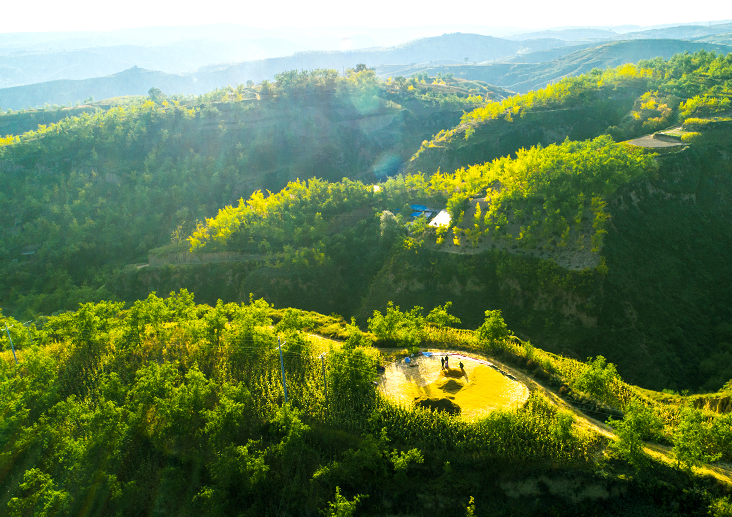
xmin=404 ymin=357 xmax=411 ymax=363
xmin=410 ymin=204 xmax=428 ymax=211
xmin=423 ymin=352 xmax=433 ymax=357
xmin=410 ymin=211 xmax=423 ymax=217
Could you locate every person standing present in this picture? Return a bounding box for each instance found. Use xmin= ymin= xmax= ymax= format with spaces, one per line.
xmin=441 ymin=357 xmax=445 ymax=369
xmin=444 ymin=355 xmax=449 ymax=369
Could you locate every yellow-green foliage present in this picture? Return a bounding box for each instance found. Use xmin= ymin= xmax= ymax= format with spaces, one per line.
xmin=189 ymin=178 xmax=373 ymax=252
xmin=188 ymin=166 xmax=459 ymax=255
xmin=464 ymin=64 xmax=654 ymax=126
xmin=442 ymin=136 xmax=655 ymax=249
xmin=0 ymin=134 xmax=19 ymax=146
xmin=682 ymin=117 xmax=716 ymax=129
xmin=274 ymin=68 xmax=340 ymax=92
xmin=680 ymin=116 xmax=732 ymax=145
xmin=0 ymin=99 xmax=195 ymax=152
xmin=414 ymin=51 xmax=732 ymax=161
xmin=412 ymin=63 xmax=657 ymax=158
xmin=679 ymin=95 xmax=731 ymax=121
xmin=191 ymin=136 xmax=654 ymax=260
xmin=681 ymin=131 xmax=703 ymax=142
xmin=0 ymin=293 xmax=610 ymax=516
xmin=631 ymin=90 xmax=676 ymax=131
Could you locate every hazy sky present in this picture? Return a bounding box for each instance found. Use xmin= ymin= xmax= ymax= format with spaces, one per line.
xmin=2 ymin=0 xmax=731 ymax=33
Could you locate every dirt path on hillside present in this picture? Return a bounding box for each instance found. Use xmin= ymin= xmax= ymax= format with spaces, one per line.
xmin=626 ymin=135 xmax=686 ymax=148
xmin=465 ymin=354 xmax=732 ymax=484
xmin=368 ymin=344 xmax=732 ymax=484
xmin=307 ymin=335 xmax=732 ymax=483
xmin=375 ymin=346 xmax=615 ymax=435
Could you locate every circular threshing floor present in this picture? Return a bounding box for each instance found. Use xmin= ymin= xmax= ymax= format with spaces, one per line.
xmin=377 ymin=352 xmax=530 ymax=419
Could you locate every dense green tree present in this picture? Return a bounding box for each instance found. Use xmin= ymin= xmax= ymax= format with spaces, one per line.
xmin=572 ymin=356 xmax=620 ymax=406
xmin=608 ymin=398 xmax=663 ymax=469
xmin=475 ymin=309 xmax=511 ymax=348
xmin=673 ymin=407 xmax=721 ymax=472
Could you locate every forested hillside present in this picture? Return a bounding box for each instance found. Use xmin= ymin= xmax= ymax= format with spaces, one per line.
xmin=0 ymin=68 xmax=486 ymax=316
xmin=408 ymin=50 xmax=732 ymax=174
xmin=3 ymin=294 xmax=732 ymax=516
xmin=397 ymin=51 xmax=732 ymax=387
xmin=179 ymin=51 xmax=732 ymax=391
xmin=3 ymin=52 xmax=732 ymax=393
xmin=4 ymin=44 xmax=732 ymax=517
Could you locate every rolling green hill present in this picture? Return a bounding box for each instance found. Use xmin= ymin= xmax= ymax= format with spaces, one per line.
xmin=2 ymin=294 xmax=732 ymax=516
xmin=4 ymin=48 xmax=732 ymax=517
xmin=498 ymin=42 xmax=596 ymax=64
xmin=0 ymin=104 xmax=98 ymax=136
xmin=698 ymin=33 xmax=732 ymax=46
xmin=0 ymin=69 xmax=487 ymax=317
xmin=3 ymin=52 xmax=732 ymax=393
xmin=0 ymin=67 xmax=197 ymax=111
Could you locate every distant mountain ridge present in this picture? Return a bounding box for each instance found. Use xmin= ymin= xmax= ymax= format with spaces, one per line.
xmin=3 ymin=20 xmax=731 ymax=89
xmin=0 ymin=39 xmax=310 ymax=88
xmin=376 ymin=39 xmax=732 ymax=93
xmin=2 ymin=31 xmax=732 ymax=111
xmin=0 ymin=33 xmax=574 ymax=110
xmin=0 ymin=67 xmax=196 ymax=111
xmin=508 ymin=21 xmax=732 ymax=41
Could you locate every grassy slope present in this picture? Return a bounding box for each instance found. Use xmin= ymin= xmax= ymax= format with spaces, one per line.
xmin=0 ymin=105 xmax=99 ymax=136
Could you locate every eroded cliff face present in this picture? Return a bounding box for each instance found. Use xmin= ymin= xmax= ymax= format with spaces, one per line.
xmin=357 ymin=247 xmax=603 ymax=348
xmin=114 ymin=260 xmax=353 ymax=321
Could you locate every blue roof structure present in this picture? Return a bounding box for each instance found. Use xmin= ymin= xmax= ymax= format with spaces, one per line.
xmin=410 ymin=204 xmax=428 ymax=211
xmin=410 ymin=211 xmax=423 ymax=217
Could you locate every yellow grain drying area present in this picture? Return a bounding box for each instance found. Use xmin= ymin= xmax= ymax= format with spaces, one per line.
xmin=377 ymin=352 xmax=530 ymax=419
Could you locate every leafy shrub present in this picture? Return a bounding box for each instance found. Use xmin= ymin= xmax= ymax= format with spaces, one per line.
xmin=321 ymin=486 xmax=366 ymax=517
xmin=608 ymin=398 xmax=663 ymax=469
xmin=367 ymin=302 xmax=426 ymax=349
xmin=327 ymin=345 xmax=378 ymax=409
xmin=426 ymin=301 xmax=461 ymax=328
xmin=475 ymin=309 xmax=512 ymax=351
xmin=571 ymin=356 xmax=620 ymax=406
xmin=673 ymin=407 xmax=721 ymax=472
xmin=342 ymin=318 xmax=371 ymax=350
